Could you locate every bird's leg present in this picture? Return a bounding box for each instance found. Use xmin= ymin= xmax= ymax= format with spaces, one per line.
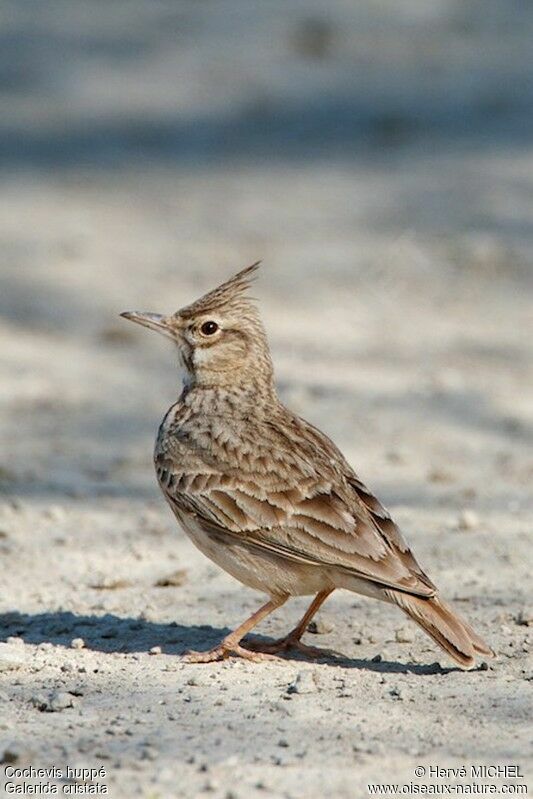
xmin=246 ymin=589 xmax=337 ymax=658
xmin=181 ymin=595 xmax=289 ymax=663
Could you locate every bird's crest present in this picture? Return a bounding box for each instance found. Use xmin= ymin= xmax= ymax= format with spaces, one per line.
xmin=180 ymin=261 xmax=262 ymax=319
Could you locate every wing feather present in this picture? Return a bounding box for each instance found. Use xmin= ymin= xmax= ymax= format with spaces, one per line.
xmin=156 ymin=409 xmax=436 ymax=598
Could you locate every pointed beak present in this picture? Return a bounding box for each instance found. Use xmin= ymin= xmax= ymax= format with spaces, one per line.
xmin=120 ymin=311 xmax=173 ymax=338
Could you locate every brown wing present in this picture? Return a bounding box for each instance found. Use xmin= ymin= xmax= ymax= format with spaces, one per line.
xmin=156 ymin=409 xmax=436 ymax=598
xmin=346 ymin=474 xmax=436 ymax=593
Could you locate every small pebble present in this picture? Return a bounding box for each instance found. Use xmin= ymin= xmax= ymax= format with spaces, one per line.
xmin=336 ymin=680 xmax=352 ymax=698
xmin=0 ymin=743 xmax=33 ymax=764
xmin=287 ymin=671 xmax=317 ymax=695
xmin=457 ymin=510 xmax=479 ymax=530
xmin=155 ymin=569 xmax=188 ymax=587
xmin=515 ymin=609 xmax=532 ymax=627
xmin=0 ymin=644 xmax=25 ymax=672
xmin=307 ymin=618 xmax=333 ymax=635
xmin=31 ymin=690 xmax=77 ymax=712
xmin=50 ymin=691 xmax=77 ymax=711
xmin=90 ymin=577 xmax=132 ymax=590
xmin=140 ymin=745 xmax=158 ymax=761
xmin=395 ymin=627 xmax=415 ymax=643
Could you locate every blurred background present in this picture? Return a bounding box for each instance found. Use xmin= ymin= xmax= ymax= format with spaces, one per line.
xmin=0 ymin=0 xmax=531 ymax=495
xmin=0 ymin=2 xmax=531 ymax=794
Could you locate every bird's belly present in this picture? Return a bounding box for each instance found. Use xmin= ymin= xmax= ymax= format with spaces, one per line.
xmin=170 ymin=504 xmax=330 ymax=598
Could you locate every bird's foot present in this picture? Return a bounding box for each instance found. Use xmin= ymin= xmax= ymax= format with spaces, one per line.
xmin=246 ymin=634 xmax=338 ymax=659
xmin=181 ymin=641 xmax=281 ymax=664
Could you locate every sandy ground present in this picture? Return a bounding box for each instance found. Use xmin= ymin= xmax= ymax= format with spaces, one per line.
xmin=0 ymin=2 xmax=532 ymax=798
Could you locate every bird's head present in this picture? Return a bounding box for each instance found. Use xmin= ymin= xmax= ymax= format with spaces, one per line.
xmin=121 ymin=262 xmax=274 ymax=394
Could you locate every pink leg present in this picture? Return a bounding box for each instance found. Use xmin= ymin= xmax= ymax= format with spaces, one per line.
xmin=182 ymin=595 xmax=289 ymax=664
xmin=246 ymin=589 xmax=337 ymax=658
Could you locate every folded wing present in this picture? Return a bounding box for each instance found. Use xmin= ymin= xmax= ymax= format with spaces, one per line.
xmin=156 ymin=412 xmax=436 ymax=598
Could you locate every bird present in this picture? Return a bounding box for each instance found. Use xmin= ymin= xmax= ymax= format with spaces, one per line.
xmin=121 ymin=262 xmax=493 ymax=668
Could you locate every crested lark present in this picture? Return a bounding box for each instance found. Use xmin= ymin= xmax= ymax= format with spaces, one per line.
xmin=121 ymin=263 xmax=492 ymax=668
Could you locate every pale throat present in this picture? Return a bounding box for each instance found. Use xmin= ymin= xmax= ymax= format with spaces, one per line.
xmin=180 ymin=361 xmax=277 ymax=409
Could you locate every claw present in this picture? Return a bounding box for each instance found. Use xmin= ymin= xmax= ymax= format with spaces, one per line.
xmin=246 ymin=635 xmax=340 ymax=659
xmin=181 ymin=643 xmax=282 ymax=664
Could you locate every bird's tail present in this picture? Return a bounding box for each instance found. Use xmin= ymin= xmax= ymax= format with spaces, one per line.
xmin=385 ymin=589 xmax=494 ymax=669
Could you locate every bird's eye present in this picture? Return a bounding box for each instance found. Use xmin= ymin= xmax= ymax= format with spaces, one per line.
xmin=200 ymin=320 xmax=219 ymax=336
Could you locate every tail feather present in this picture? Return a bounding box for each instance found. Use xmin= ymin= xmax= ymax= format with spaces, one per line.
xmin=385 ymin=590 xmax=494 ymax=669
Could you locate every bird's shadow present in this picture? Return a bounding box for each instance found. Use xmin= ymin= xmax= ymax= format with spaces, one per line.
xmin=0 ymin=610 xmax=475 ymax=676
